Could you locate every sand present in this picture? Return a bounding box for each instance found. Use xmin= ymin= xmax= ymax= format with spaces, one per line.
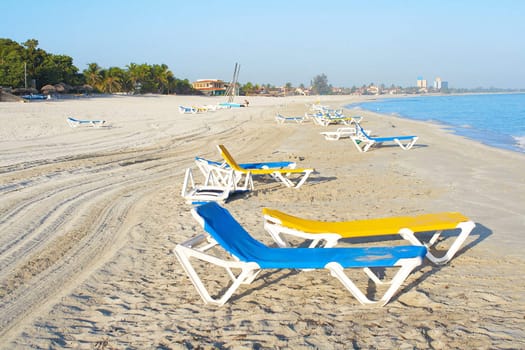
xmin=0 ymin=94 xmax=524 ymax=349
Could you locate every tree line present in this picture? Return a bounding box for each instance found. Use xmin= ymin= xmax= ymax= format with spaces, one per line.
xmin=1 ymin=38 xmax=337 ymax=96
xmin=0 ymin=38 xmax=194 ymax=94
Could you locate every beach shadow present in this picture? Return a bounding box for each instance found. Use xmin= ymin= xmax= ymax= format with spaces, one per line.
xmin=341 ymin=222 xmax=492 ymax=261
xmin=307 ymin=175 xmax=338 ymax=185
xmin=369 ymin=143 xmax=428 ymax=151
xmin=224 ymin=190 xmax=252 ymax=203
xmin=392 ymin=222 xmax=493 ymax=302
xmin=445 ymin=222 xmax=492 ymax=261
xmin=328 ymin=222 xmax=492 ymax=303
xmin=227 ymin=269 xmax=301 ymax=304
xmin=241 ymin=174 xmax=338 ymax=193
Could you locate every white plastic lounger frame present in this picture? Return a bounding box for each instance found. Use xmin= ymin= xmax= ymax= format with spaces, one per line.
xmin=181 ymin=167 xmax=253 ymax=203
xmin=275 ymin=113 xmax=306 ymax=124
xmin=320 ymin=127 xmax=357 ymax=141
xmin=195 ymin=158 xmax=255 ymax=189
xmin=351 ymin=123 xmax=418 ymax=152
xmin=174 ymin=202 xmax=426 ymax=306
xmin=217 ymin=145 xmax=313 ymax=189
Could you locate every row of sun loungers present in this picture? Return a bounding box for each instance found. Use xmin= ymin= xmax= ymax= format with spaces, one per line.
xmin=278 ymin=103 xmax=419 ymax=152
xmin=276 ymin=111 xmax=362 ymax=127
xmin=178 ymin=104 xmax=230 ymax=114
xmin=177 ymin=142 xmax=476 ymax=306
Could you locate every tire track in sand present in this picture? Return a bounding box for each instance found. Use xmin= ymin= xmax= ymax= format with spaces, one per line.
xmin=0 ymin=116 xmax=246 ymax=342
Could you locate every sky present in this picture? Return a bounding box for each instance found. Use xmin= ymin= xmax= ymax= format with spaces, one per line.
xmin=2 ymin=0 xmax=524 ymax=89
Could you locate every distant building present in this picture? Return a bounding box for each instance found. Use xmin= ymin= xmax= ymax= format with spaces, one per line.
xmin=192 ymin=79 xmax=226 ymax=96
xmin=366 ymin=85 xmax=380 ymax=95
xmin=434 ymin=77 xmax=442 ymax=89
xmin=417 ymin=76 xmax=427 ymax=88
xmin=433 ymin=77 xmax=449 ymax=90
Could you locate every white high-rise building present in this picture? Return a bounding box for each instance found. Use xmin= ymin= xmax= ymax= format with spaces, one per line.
xmin=434 ymin=77 xmax=442 ymax=89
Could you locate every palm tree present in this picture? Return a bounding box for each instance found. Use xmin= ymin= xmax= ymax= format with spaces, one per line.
xmin=84 ymin=63 xmax=103 ymax=91
xmin=126 ymin=63 xmax=148 ymax=93
xmin=151 ymin=64 xmax=173 ymax=94
xmin=100 ymin=67 xmax=122 ymax=93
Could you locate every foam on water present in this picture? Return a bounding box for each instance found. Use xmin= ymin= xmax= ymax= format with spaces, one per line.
xmin=348 ymin=93 xmax=525 ymax=153
xmin=514 ymin=135 xmax=525 ymax=151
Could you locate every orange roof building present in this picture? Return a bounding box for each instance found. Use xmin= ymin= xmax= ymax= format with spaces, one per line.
xmin=192 ymin=79 xmax=227 ymax=96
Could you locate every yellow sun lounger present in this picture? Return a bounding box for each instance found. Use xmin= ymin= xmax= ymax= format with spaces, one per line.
xmin=217 ymin=145 xmax=314 ymax=188
xmin=262 ymin=208 xmax=476 ymax=265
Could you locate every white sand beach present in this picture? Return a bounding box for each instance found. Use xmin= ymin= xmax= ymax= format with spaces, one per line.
xmin=0 ymin=94 xmax=524 ymax=349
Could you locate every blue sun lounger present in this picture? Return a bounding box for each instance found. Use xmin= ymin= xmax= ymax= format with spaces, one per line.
xmin=275 ymin=113 xmax=306 ymax=124
xmin=67 ymin=116 xmax=106 ymax=128
xmin=174 ymin=202 xmax=426 ymax=306
xmin=179 ymin=106 xmax=196 ymax=114
xmin=351 ymin=123 xmax=418 ymax=152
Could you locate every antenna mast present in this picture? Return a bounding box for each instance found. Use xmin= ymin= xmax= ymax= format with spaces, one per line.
xmin=225 ymin=63 xmax=240 ymax=103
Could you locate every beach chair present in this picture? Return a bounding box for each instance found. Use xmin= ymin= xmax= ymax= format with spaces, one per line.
xmin=181 ymin=167 xmax=252 ymax=204
xmin=217 ymin=145 xmax=314 ymax=188
xmin=262 ymin=208 xmax=476 ymax=265
xmin=320 ymin=127 xmax=358 ymax=141
xmin=311 ymin=113 xmax=360 ymax=127
xmin=351 ymin=123 xmax=418 ymax=152
xmin=195 ymin=156 xmax=296 ymax=187
xmin=275 ymin=113 xmax=306 ymax=124
xmin=179 ymin=106 xmax=196 ymax=114
xmin=192 ymin=106 xmax=208 ymax=113
xmin=174 ymin=202 xmax=426 ymax=306
xmin=67 ymin=116 xmax=106 ymax=128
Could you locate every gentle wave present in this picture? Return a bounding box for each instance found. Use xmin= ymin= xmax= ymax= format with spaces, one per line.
xmin=514 ymin=135 xmax=525 ymax=151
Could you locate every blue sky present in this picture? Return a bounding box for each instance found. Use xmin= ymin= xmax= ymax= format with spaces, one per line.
xmin=2 ymin=0 xmax=524 ymax=88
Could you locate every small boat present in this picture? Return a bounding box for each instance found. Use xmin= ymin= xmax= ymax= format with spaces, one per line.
xmin=22 ymin=94 xmax=48 ymax=100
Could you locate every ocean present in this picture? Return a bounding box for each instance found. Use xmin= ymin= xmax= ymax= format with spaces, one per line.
xmin=347 ymin=93 xmax=525 ymax=153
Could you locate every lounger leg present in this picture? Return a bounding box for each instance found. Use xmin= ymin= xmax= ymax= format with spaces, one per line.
xmin=399 ymin=221 xmax=475 ymax=265
xmin=351 ymin=137 xmax=375 ymax=152
xmin=272 ymin=172 xmax=295 ymax=187
xmin=263 ymin=223 xmax=291 ymax=247
xmin=394 ymin=137 xmax=418 ymax=150
xmin=294 ymin=170 xmax=312 ymax=188
xmin=181 ymin=168 xmax=196 ymax=197
xmin=174 ymin=245 xmax=261 ymax=306
xmin=350 ymin=137 xmax=364 ymax=152
xmin=326 ymin=257 xmax=422 ymax=306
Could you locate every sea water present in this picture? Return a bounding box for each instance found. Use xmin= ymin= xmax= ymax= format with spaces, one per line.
xmin=348 ymin=93 xmax=525 ymax=153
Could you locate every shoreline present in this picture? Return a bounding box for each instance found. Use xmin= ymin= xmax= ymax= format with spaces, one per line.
xmin=0 ymin=94 xmax=523 ymax=348
xmin=345 ymin=92 xmax=525 ymax=154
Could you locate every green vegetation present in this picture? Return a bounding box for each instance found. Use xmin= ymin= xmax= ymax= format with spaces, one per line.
xmin=310 ymin=74 xmax=332 ymax=95
xmin=3 ymin=38 xmax=521 ymax=97
xmin=0 ymin=38 xmax=195 ymax=94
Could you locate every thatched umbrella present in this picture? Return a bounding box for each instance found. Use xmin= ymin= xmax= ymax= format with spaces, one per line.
xmin=54 ymin=83 xmax=67 ymax=93
xmin=41 ymin=84 xmax=56 ymax=94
